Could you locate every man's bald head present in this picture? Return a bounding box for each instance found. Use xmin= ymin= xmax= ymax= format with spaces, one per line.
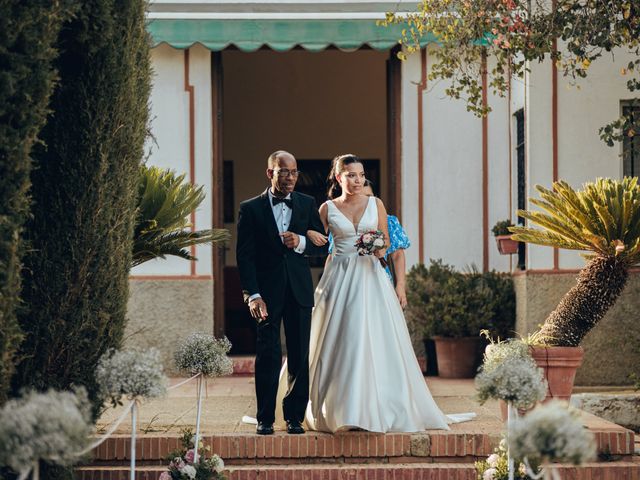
xmin=267 ymin=150 xmax=295 ymax=168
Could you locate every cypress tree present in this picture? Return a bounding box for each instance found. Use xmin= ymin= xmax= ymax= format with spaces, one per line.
xmin=13 ymin=0 xmax=151 ymax=418
xmin=0 ymin=1 xmax=69 ymax=404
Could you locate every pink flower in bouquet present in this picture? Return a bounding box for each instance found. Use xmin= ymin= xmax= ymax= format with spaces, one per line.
xmin=362 ymin=233 xmax=373 ymax=244
xmin=185 ymin=448 xmax=195 ymax=463
xmin=170 ymin=457 xmax=186 ymax=469
xmin=159 ymin=472 xmax=172 ymax=480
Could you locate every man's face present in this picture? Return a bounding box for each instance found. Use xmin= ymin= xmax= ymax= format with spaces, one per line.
xmin=267 ymin=153 xmax=299 ymax=196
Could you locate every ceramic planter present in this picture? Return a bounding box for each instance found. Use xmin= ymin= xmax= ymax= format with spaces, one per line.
xmin=433 ymin=336 xmax=481 ymax=378
xmin=495 ymin=235 xmax=519 ymax=255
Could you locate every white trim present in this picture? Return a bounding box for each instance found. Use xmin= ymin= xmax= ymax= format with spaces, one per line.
xmin=146 ymin=11 xmax=396 ymax=19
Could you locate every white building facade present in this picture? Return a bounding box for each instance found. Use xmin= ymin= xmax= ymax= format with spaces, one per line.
xmin=130 ymin=0 xmax=640 ymax=384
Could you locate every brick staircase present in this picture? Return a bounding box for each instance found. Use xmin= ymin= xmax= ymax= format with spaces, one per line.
xmin=76 ymin=419 xmax=639 ymax=479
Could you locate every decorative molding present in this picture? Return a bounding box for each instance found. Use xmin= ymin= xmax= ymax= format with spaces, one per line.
xmin=417 ymin=48 xmax=427 ymax=265
xmin=184 ymin=49 xmax=197 ymax=276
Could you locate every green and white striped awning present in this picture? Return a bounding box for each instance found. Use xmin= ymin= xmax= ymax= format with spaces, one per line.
xmin=145 ymin=1 xmax=433 ymax=52
xmin=147 ymin=19 xmax=416 ymax=52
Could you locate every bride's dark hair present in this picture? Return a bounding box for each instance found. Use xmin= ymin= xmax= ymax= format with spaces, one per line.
xmin=327 ymin=154 xmax=363 ymax=199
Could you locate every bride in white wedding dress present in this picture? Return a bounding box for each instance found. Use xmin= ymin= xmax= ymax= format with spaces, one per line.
xmin=270 ymin=154 xmax=474 ymax=433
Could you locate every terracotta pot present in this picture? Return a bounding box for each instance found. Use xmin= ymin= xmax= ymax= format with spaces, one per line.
xmin=530 ymin=346 xmax=584 ymax=402
xmin=433 ymin=337 xmax=481 ymax=378
xmin=495 ymin=235 xmax=519 ymax=255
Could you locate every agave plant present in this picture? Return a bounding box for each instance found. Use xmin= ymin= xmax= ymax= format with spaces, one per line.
xmin=510 ymin=177 xmax=640 ymax=346
xmin=132 ymin=165 xmax=229 ymax=267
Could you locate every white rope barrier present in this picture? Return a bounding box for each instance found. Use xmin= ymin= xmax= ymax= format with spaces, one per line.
xmin=167 ymin=373 xmax=201 ymax=391
xmin=77 ymin=400 xmax=135 ymax=455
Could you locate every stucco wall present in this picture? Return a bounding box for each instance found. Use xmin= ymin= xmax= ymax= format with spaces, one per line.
xmin=514 ymin=271 xmax=640 ymax=385
xmin=401 ymin=46 xmax=515 ymax=272
xmin=125 ymin=279 xmax=214 ymax=374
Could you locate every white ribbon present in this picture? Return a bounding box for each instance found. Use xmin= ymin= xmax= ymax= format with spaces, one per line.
xmin=77 ymin=400 xmax=135 ymax=456
xmin=524 ymin=459 xmax=560 ymax=480
xmin=167 ymin=373 xmax=201 ymax=391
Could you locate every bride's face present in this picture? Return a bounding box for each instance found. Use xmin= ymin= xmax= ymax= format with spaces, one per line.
xmin=337 ymin=162 xmax=365 ymax=195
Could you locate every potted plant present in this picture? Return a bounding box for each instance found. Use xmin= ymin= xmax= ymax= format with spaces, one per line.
xmin=492 ymin=219 xmax=519 ymax=255
xmin=406 ymin=260 xmax=516 ymax=378
xmin=510 ymin=177 xmax=640 ymax=401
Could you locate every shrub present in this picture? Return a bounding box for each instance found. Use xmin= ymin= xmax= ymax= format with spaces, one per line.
xmin=0 ymin=0 xmax=71 ymax=404
xmin=13 ymin=0 xmax=152 ymax=423
xmin=405 ymin=260 xmax=515 ymax=339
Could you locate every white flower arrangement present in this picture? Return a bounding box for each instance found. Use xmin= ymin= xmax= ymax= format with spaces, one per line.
xmin=159 ymin=429 xmax=226 ymax=480
xmin=509 ymin=401 xmax=596 ymax=466
xmin=96 ymin=348 xmax=167 ymax=405
xmin=0 ymin=388 xmax=92 ymax=474
xmin=475 ymin=355 xmax=547 ymax=409
xmin=475 ymin=437 xmax=534 ymax=480
xmin=481 ymin=334 xmax=531 ymax=373
xmin=174 ymin=333 xmax=233 ymax=377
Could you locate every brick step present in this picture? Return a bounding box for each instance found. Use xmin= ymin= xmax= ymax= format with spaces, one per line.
xmin=76 ymin=460 xmax=640 ymax=480
xmin=90 ymin=429 xmax=635 ymax=463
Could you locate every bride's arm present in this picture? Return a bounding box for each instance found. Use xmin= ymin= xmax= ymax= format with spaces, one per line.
xmin=305 ymin=202 xmax=330 ymax=246
xmin=374 ymin=198 xmax=389 ymax=258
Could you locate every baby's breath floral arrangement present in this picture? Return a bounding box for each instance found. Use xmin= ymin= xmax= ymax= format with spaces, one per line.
xmin=510 ymin=402 xmax=596 ymax=469
xmin=0 ymin=388 xmax=92 ymax=476
xmin=481 ymin=332 xmax=531 ymax=372
xmin=96 ymin=348 xmax=167 ymax=406
xmin=476 ymin=333 xmax=547 ymax=409
xmin=475 ymin=436 xmax=535 ymax=480
xmin=160 ymin=429 xmax=225 ymax=480
xmin=476 ymin=356 xmax=547 ymax=409
xmin=174 ymin=333 xmax=233 ymax=377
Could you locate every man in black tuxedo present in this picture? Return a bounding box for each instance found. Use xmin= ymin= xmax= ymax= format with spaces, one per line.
xmin=236 ymin=150 xmax=327 ymax=435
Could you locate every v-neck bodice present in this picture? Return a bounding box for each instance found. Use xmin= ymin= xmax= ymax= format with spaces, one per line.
xmin=327 ymin=197 xmax=377 ymax=256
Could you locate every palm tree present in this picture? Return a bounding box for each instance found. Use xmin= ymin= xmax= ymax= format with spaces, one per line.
xmin=510 ymin=177 xmax=640 ymax=346
xmin=132 ymin=165 xmax=230 ymax=267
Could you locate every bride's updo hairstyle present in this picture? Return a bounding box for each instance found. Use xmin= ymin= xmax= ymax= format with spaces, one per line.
xmin=327 ymin=154 xmax=362 ymax=199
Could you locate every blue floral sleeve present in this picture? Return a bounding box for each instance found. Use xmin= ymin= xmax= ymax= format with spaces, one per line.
xmin=386 ymin=215 xmax=410 ymax=255
xmin=328 ymin=232 xmax=334 ymax=254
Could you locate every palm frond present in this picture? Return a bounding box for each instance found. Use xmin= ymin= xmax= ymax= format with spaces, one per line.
xmin=132 ymin=165 xmax=230 ymax=267
xmin=512 ymin=177 xmax=640 ymax=265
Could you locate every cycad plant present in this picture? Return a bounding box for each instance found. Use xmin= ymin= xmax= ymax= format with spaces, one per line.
xmin=510 ymin=177 xmax=640 ymax=346
xmin=133 ymin=165 xmax=229 ymax=267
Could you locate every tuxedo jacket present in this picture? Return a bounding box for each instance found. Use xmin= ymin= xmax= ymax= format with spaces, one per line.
xmin=236 ymin=189 xmax=328 ymax=308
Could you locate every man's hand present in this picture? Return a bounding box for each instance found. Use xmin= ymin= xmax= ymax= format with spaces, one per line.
xmin=249 ymin=298 xmax=269 ymax=322
xmin=281 ymin=231 xmax=300 ymax=249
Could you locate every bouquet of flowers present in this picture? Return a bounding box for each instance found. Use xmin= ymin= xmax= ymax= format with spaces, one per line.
xmin=355 ymin=230 xmax=388 ymax=267
xmin=475 ymin=436 xmax=535 ymax=480
xmin=160 ymin=429 xmax=225 ymax=480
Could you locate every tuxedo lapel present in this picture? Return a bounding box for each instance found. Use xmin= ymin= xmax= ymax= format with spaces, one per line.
xmin=288 ymin=192 xmax=302 ymax=233
xmin=260 ymin=189 xmax=282 ymax=248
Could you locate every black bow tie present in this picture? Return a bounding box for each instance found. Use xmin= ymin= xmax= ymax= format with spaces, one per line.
xmin=272 ymin=197 xmax=293 ymax=208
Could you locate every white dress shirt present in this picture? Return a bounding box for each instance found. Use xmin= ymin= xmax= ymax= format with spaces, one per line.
xmin=248 ymin=190 xmax=307 ymax=303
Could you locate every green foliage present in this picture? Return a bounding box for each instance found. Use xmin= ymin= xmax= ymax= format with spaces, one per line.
xmin=13 ymin=0 xmax=152 ymax=423
xmin=0 ymin=1 xmax=72 ymax=405
xmin=405 ymin=259 xmax=515 ymax=339
xmin=511 ymin=178 xmax=639 ymax=345
xmin=511 ymin=177 xmax=640 ymax=265
xmin=381 ymin=0 xmax=640 ymax=147
xmin=492 ymin=219 xmax=514 ymax=236
xmin=133 ymin=166 xmax=230 ymax=267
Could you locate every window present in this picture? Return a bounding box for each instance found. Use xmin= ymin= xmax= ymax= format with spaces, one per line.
xmin=622 ymin=102 xmax=640 ymax=177
xmin=514 ymin=108 xmax=526 ymax=270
